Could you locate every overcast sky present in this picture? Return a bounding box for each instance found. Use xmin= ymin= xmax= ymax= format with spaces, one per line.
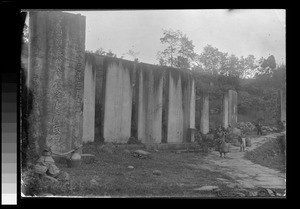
xmin=29 ymin=9 xmax=286 ymax=65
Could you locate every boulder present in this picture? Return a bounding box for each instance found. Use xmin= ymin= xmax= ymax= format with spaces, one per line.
xmin=153 ymin=170 xmax=162 ymax=176
xmin=44 ymin=156 xmax=55 ymax=164
xmin=34 ymin=163 xmax=48 ymax=175
xmin=42 ymin=175 xmax=58 ymax=183
xmin=128 ymin=166 xmax=134 ymax=169
xmin=46 ymin=163 xmax=60 ymax=177
xmin=71 ymin=153 xmax=81 ymax=160
xmin=132 ymin=150 xmax=151 ymax=159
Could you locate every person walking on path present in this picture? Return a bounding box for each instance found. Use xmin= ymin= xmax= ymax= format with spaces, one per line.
xmin=256 ymin=121 xmax=263 ymax=136
xmin=237 ymin=133 xmax=246 ymax=152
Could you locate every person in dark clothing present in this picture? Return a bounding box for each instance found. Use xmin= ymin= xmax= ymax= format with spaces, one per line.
xmin=256 ymin=121 xmax=263 ymax=135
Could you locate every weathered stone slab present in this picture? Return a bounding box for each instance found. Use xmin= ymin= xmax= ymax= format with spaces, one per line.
xmin=103 ymin=59 xmax=133 ymax=143
xmin=200 ymin=93 xmax=209 ymax=134
xmin=228 ymin=90 xmax=238 ymax=127
xmin=223 ymin=92 xmax=229 ymax=129
xmin=166 ymin=68 xmax=195 ymax=143
xmin=279 ymin=89 xmax=286 ymax=122
xmin=28 ymin=11 xmax=86 ymax=154
xmin=137 ymin=64 xmax=163 ymax=144
xmin=83 ymin=55 xmax=96 ymax=143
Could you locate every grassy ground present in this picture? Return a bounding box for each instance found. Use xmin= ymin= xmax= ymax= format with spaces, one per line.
xmin=53 ymin=142 xmax=242 ymax=197
xmin=244 ymin=136 xmax=286 ymax=173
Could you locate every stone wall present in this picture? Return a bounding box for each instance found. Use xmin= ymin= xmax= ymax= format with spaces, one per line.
xmin=28 ymin=11 xmax=86 ymax=153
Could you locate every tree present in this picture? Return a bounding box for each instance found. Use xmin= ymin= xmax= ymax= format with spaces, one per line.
xmin=157 ymin=29 xmax=196 ymax=69
xmin=92 ymin=48 xmax=118 ymax=58
xmin=195 ymin=45 xmax=227 ymax=75
xmin=126 ymin=49 xmax=140 ymax=62
xmin=239 ymin=55 xmax=258 ymax=78
xmin=94 ymin=47 xmax=106 ymax=56
xmin=255 ymin=55 xmax=277 ymax=77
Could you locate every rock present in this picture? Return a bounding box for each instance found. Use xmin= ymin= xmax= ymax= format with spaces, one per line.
xmin=132 ymin=150 xmax=151 ymax=159
xmin=71 ymin=153 xmax=81 ymax=160
xmin=36 ymin=156 xmax=46 ymax=164
xmin=90 ymin=179 xmax=99 ymax=187
xmin=153 ymin=170 xmax=162 ymax=176
xmin=266 ymin=188 xmax=276 ymax=196
xmin=257 ymin=188 xmax=271 ymax=197
xmin=133 ymin=150 xmax=150 ymax=155
xmin=34 ymin=163 xmax=48 ymax=175
xmin=46 ymin=163 xmax=60 ymax=177
xmin=128 ymin=166 xmax=134 ymax=169
xmin=44 ymin=156 xmax=55 ymax=164
xmin=193 ymin=186 xmax=219 ymax=192
xmin=56 ymin=171 xmax=70 ymax=182
xmin=42 ymin=175 xmax=58 ymax=183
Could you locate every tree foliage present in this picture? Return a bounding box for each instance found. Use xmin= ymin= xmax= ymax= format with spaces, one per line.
xmin=91 ymin=47 xmax=119 ymax=58
xmin=157 ymin=29 xmax=196 ymax=69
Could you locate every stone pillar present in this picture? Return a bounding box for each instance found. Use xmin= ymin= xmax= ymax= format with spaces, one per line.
xmin=103 ymin=59 xmax=132 ymax=143
xmin=189 ymin=79 xmax=196 ymax=130
xmin=228 ymin=90 xmax=238 ymax=127
xmin=223 ymin=92 xmax=229 ymax=129
xmin=137 ymin=66 xmax=163 ymax=144
xmin=189 ymin=79 xmax=196 ymax=142
xmin=200 ymin=93 xmax=209 ymax=134
xmin=167 ymin=69 xmax=184 ymax=143
xmin=280 ymin=89 xmax=286 ymax=122
xmin=82 ymin=57 xmax=96 ymax=143
xmin=28 ymin=11 xmax=86 ymax=154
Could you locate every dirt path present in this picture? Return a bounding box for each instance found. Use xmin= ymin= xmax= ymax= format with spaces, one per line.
xmin=188 ymin=133 xmax=286 ymax=190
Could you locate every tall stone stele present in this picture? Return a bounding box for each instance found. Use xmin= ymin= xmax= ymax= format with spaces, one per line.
xmin=28 ymin=11 xmax=86 ymax=154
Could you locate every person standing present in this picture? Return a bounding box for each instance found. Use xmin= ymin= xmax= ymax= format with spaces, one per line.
xmin=256 ymin=121 xmax=263 ymax=135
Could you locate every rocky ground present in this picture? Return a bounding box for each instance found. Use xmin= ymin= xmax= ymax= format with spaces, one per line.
xmin=22 ymin=132 xmax=286 ymax=198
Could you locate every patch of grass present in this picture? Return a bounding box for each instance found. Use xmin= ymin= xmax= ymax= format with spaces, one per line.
xmin=244 ymin=136 xmax=286 ymax=173
xmin=56 ymin=142 xmax=239 ymax=197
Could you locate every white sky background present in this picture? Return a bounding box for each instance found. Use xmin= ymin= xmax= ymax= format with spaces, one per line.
xmin=26 ymin=9 xmax=286 ymax=65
